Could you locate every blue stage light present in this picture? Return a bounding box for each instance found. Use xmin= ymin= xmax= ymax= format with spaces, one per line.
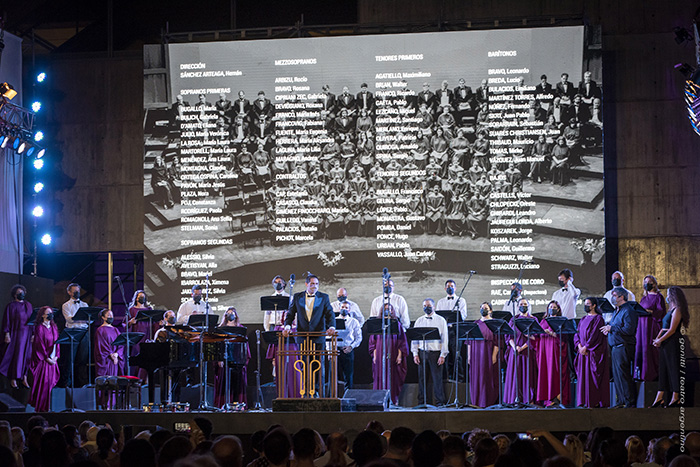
xmin=12 ymin=137 xmax=20 ymax=150
xmin=32 ymin=206 xmax=44 ymax=217
xmin=26 ymin=146 xmax=36 ymax=157
xmin=33 ymin=159 xmax=44 ymax=169
xmin=34 ymin=182 xmax=44 ymax=193
xmin=34 ymin=131 xmax=44 ymax=142
xmin=32 ymin=101 xmax=42 ymax=112
xmin=36 ymin=148 xmax=46 ymax=159
xmin=41 ymin=234 xmax=52 ymax=245
xmin=37 ymin=73 xmax=46 ymax=83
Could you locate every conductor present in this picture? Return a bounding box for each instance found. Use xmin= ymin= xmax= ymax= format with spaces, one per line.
xmin=282 ymin=274 xmax=336 ymax=343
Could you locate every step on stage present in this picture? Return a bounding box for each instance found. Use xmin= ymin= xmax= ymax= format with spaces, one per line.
xmin=2 ymin=407 xmax=697 ymax=437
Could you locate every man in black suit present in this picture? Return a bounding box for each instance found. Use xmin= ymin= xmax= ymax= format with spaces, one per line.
xmin=600 ymin=287 xmax=639 ymax=408
xmin=555 ymin=73 xmax=576 ymax=107
xmin=578 ymin=71 xmax=601 ymax=105
xmin=283 ymin=274 xmax=336 ymax=343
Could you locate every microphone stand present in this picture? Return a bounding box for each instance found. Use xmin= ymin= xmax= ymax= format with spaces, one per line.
xmin=198 ymin=275 xmax=217 ymax=411
xmin=114 ymin=276 xmax=131 ymax=377
xmin=508 ymin=262 xmax=528 ymax=407
xmin=284 ymin=276 xmax=295 ymax=397
xmin=446 ymin=271 xmax=474 ymax=408
xmin=254 ymin=329 xmax=264 ymax=410
xmin=381 ymin=271 xmax=390 ymax=400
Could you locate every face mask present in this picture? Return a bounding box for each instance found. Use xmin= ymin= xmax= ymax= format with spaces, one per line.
xmin=226 ymin=314 xmax=236 ymax=322
xmin=72 ymin=291 xmax=80 ymax=300
xmin=548 ymin=308 xmax=558 ymax=316
xmin=446 ymin=287 xmax=455 ymax=295
xmin=424 ymin=307 xmax=433 ymax=315
xmin=193 ymin=295 xmax=202 ymax=304
xmin=558 ymin=280 xmax=566 ymax=287
xmin=274 ymin=282 xmax=284 ymax=291
xmin=584 ymin=305 xmax=591 ymax=313
xmin=137 ymin=296 xmax=146 ymax=305
xmin=106 ymin=317 xmax=114 ymax=325
xmin=337 ymin=295 xmax=347 ymax=302
xmin=612 ymin=278 xmax=621 ymax=287
xmin=666 ymin=296 xmax=670 ymax=304
xmin=16 ymin=292 xmax=25 ymax=301
xmin=519 ymin=305 xmax=528 ymax=313
xmin=645 ymin=283 xmax=654 ymax=292
xmin=167 ymin=316 xmax=176 ymax=325
xmin=46 ymin=313 xmax=54 ymax=321
xmin=340 ymin=309 xmax=349 ymax=316
xmin=480 ymin=308 xmax=490 ymax=317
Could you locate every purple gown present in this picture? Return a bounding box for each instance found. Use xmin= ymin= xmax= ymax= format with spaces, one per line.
xmin=215 ymin=343 xmax=251 ymax=406
xmin=504 ymin=315 xmax=538 ymax=404
xmin=0 ymin=301 xmax=33 ymax=380
xmin=574 ymin=314 xmax=610 ymax=408
xmin=469 ymin=320 xmax=499 ymax=407
xmin=635 ymin=293 xmax=666 ymax=381
xmin=94 ymin=325 xmax=124 ymax=377
xmin=368 ymin=323 xmax=408 ymax=405
xmin=536 ymin=319 xmax=571 ymax=405
xmin=29 ymin=323 xmax=61 ymax=412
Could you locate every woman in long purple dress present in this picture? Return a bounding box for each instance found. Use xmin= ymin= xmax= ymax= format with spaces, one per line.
xmin=536 ymin=300 xmax=571 ymax=406
xmin=0 ymin=285 xmax=33 ymax=388
xmin=94 ymin=310 xmax=124 ymax=408
xmin=574 ymin=297 xmax=609 ymax=408
xmin=504 ymin=299 xmax=538 ymax=404
xmin=214 ymin=307 xmax=251 ymax=407
xmin=469 ymin=302 xmax=499 ymax=407
xmin=368 ymin=304 xmax=408 ymax=405
xmin=635 ymin=275 xmax=666 ymax=381
xmin=29 ymin=306 xmax=60 ymax=412
xmin=127 ymin=290 xmax=156 ymax=380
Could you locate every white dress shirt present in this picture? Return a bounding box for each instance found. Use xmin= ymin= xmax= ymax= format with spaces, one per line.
xmin=336 ymin=315 xmax=362 ymax=349
xmin=370 ymin=293 xmax=410 ymax=329
xmin=502 ymin=293 xmax=522 ymax=315
xmin=411 ymin=313 xmax=449 ymax=358
xmin=551 ymin=283 xmax=581 ymax=319
xmin=62 ymin=299 xmax=89 ymax=329
xmin=264 ymin=291 xmax=289 ymax=331
xmin=331 ymin=299 xmax=364 ymax=326
xmin=436 ymin=295 xmax=467 ymax=320
xmin=176 ymin=299 xmax=207 ymax=324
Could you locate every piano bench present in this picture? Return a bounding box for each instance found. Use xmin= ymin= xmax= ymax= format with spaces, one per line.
xmin=95 ymin=376 xmax=142 ymax=410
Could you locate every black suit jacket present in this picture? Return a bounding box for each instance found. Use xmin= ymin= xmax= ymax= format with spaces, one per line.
xmin=285 ymin=291 xmax=336 ymax=343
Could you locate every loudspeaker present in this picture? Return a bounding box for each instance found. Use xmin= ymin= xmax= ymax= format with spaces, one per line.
xmin=69 ymin=387 xmax=96 ymax=411
xmin=0 ymin=392 xmax=25 ymax=412
xmin=180 ymin=384 xmax=215 ymax=408
xmin=343 ymin=389 xmax=390 ymax=411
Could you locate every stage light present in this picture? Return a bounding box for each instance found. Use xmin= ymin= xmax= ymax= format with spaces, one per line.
xmin=11 ymin=136 xmax=20 ymax=150
xmin=2 ymin=136 xmax=12 ymax=149
xmin=34 ymin=182 xmax=44 ymax=193
xmin=17 ymin=140 xmax=27 ymax=154
xmin=34 ymin=131 xmax=44 ymax=142
xmin=0 ymin=82 xmax=17 ymax=100
xmin=26 ymin=146 xmax=36 ymax=157
xmin=37 ymin=73 xmax=47 ymax=83
xmin=0 ymin=135 xmax=5 ymax=147
xmin=33 ymin=159 xmax=44 ymax=169
xmin=36 ymin=148 xmax=46 ymax=158
xmin=32 ymin=206 xmax=44 ymax=217
xmin=41 ymin=234 xmax=52 ymax=245
xmin=32 ymin=101 xmax=42 ymax=112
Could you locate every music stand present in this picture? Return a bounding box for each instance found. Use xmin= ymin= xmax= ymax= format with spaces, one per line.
xmin=136 ymin=309 xmax=167 ymax=340
xmin=261 ymin=296 xmax=289 ymax=329
xmin=483 ymin=319 xmax=514 ymax=409
xmin=544 ymin=316 xmax=577 ymax=408
xmin=187 ymin=314 xmax=220 ymax=330
xmin=213 ymin=325 xmax=247 ymax=337
xmin=111 ymin=332 xmax=145 ymax=410
xmin=406 ymin=327 xmax=442 ymax=409
xmin=598 ymin=297 xmax=615 ymax=323
xmin=436 ymin=310 xmax=459 ymax=324
xmin=55 ymin=328 xmax=88 ymax=412
xmin=492 ymin=311 xmax=512 ymax=321
xmin=532 ymin=312 xmax=546 ymax=321
xmin=460 ymin=321 xmax=483 ymax=408
xmin=365 ymin=317 xmax=399 ymax=406
xmin=514 ymin=318 xmax=545 ymax=406
xmin=74 ymin=306 xmax=104 ymax=385
xmin=629 ymin=301 xmax=652 ymax=317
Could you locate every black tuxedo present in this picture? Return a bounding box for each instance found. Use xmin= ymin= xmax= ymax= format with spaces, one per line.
xmin=285 ymin=291 xmax=335 ymax=344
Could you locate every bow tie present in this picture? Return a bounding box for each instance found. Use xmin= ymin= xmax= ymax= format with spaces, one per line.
xmin=74 ymin=301 xmax=80 ymax=304
xmin=306 ymin=294 xmax=315 ymax=298
xmin=426 ymin=316 xmax=433 ymax=320
xmin=447 ymin=297 xmax=454 ymax=300
xmin=563 ymin=288 xmax=568 ymax=292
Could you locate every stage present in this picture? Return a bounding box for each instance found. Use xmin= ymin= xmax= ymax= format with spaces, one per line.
xmin=1 ymin=406 xmax=696 ymax=438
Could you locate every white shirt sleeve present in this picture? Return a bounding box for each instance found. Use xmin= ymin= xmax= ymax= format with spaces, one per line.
xmin=439 ymin=317 xmax=449 ymax=358
xmin=176 ymin=302 xmax=191 ymax=325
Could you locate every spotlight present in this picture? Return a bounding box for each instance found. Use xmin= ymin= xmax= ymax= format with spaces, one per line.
xmin=674 ymin=27 xmax=694 ymax=44
xmin=0 ymin=83 xmax=17 ymax=100
xmin=26 ymin=146 xmax=36 ymax=157
xmin=32 ymin=101 xmax=42 ymax=112
xmin=32 ymin=206 xmax=44 ymax=217
xmin=0 ymin=135 xmax=5 ymax=147
xmin=11 ymin=136 xmax=20 ymax=150
xmin=40 ymin=234 xmax=52 ymax=245
xmin=33 ymin=159 xmax=44 ymax=169
xmin=17 ymin=140 xmax=27 ymax=154
xmin=37 ymin=73 xmax=47 ymax=83
xmin=34 ymin=182 xmax=44 ymax=193
xmin=36 ymin=148 xmax=46 ymax=158
xmin=34 ymin=131 xmax=44 ymax=142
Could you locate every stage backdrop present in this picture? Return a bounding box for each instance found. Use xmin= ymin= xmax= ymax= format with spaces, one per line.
xmin=143 ymin=26 xmax=605 ymax=323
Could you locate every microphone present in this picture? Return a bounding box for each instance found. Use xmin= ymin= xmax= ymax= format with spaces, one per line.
xmin=522 ymin=260 xmax=535 ymax=265
xmin=382 ymin=267 xmax=391 ymax=280
xmin=290 ymin=273 xmax=295 ymax=282
xmin=114 ymin=275 xmax=121 ymax=283
xmin=469 ymin=270 xmax=477 ymax=274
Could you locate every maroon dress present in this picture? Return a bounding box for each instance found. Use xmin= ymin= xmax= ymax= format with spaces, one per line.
xmin=215 ymin=342 xmax=251 ymax=406
xmin=29 ymin=322 xmax=61 ymax=412
xmin=574 ymin=314 xmax=610 ymax=407
xmin=368 ymin=323 xmax=408 ymax=405
xmin=469 ymin=320 xmax=499 ymax=407
xmin=0 ymin=300 xmax=33 ymax=380
xmin=635 ymin=293 xmax=666 ymax=381
xmin=536 ymin=319 xmax=571 ymax=405
xmin=504 ymin=315 xmax=538 ymax=404
xmin=94 ymin=325 xmax=124 ymax=377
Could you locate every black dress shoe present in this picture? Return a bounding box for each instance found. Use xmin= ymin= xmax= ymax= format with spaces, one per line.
xmin=666 ymin=400 xmax=681 ymax=408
